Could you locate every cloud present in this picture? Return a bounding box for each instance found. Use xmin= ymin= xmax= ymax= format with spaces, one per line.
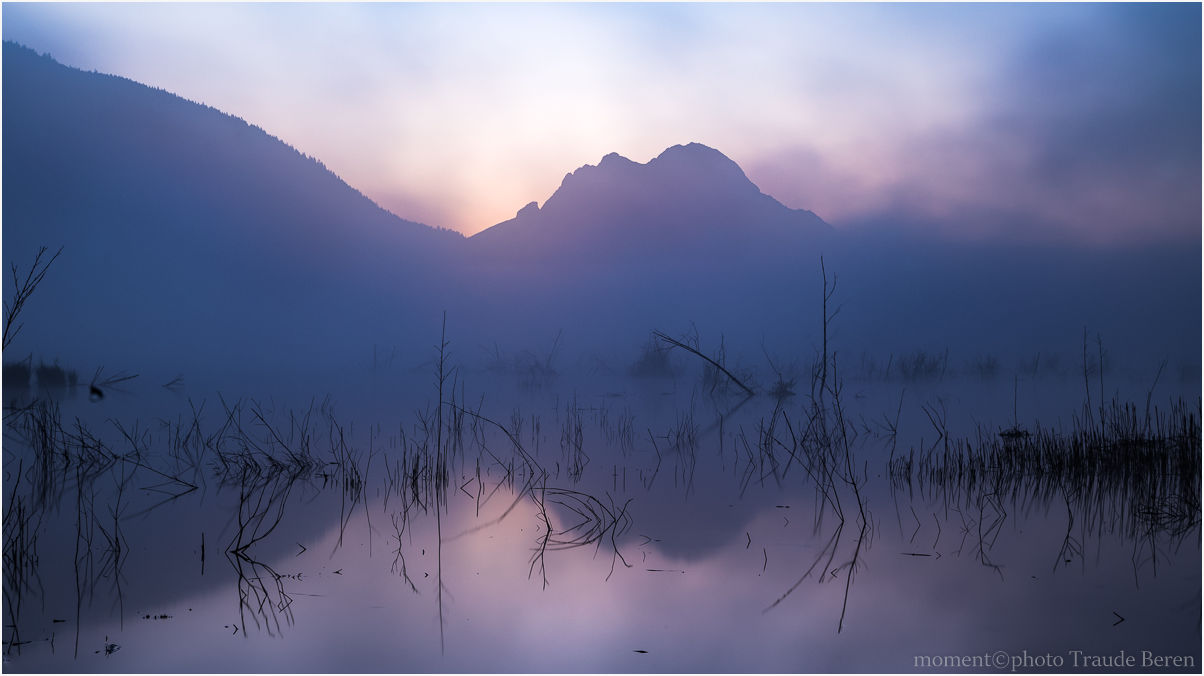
xmin=984 ymin=4 xmax=1201 ymax=242
xmin=4 ymin=3 xmax=1197 ymax=243
xmin=803 ymin=3 xmax=1201 ymax=244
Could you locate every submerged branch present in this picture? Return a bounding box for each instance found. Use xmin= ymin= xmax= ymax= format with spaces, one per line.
xmin=652 ymin=330 xmax=754 ymax=396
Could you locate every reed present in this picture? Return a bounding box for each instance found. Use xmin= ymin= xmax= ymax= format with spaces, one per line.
xmin=760 ymin=257 xmax=872 ymax=633
xmin=2 ymin=357 xmax=32 ymax=390
xmin=629 ymin=338 xmax=676 ymax=378
xmin=3 ymin=246 xmax=62 ymax=351
xmin=34 ymin=361 xmax=76 ymax=390
xmin=3 ymin=461 xmax=44 ymax=657
xmin=560 ymin=396 xmax=588 ymax=482
xmin=889 ymin=396 xmax=1201 ymax=550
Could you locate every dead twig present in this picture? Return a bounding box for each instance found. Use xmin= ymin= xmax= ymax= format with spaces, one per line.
xmin=652 ymin=330 xmax=754 ymax=396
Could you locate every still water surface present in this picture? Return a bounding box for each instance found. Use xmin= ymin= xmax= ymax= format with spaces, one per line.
xmin=3 ymin=371 xmax=1198 ymax=672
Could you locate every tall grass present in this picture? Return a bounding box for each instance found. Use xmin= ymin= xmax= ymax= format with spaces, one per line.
xmin=890 ymin=397 xmax=1201 ymax=553
xmin=759 ymin=257 xmax=872 ymax=633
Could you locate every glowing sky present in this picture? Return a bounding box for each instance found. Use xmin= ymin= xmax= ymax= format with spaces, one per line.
xmin=3 ymin=3 xmax=1199 ymax=242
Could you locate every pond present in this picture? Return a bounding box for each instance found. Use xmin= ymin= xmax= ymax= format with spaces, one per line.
xmin=2 ymin=365 xmax=1199 ymax=673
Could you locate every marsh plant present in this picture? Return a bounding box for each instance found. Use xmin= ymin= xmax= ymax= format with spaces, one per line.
xmin=1 ymin=280 xmax=1198 ymax=668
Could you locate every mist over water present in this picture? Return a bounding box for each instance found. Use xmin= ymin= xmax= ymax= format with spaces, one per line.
xmin=2 ymin=39 xmax=1199 ymax=674
xmin=2 ymin=361 xmax=1198 ymax=673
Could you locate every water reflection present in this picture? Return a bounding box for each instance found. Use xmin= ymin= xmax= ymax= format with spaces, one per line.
xmin=2 ymin=372 xmax=1199 ymax=672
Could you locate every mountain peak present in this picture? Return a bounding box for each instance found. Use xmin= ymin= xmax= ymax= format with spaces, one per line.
xmin=470 ymin=142 xmax=829 ymax=260
xmin=654 ymin=142 xmax=728 ymax=162
xmin=648 ymin=142 xmax=751 ymax=188
xmin=598 ymin=151 xmax=634 ymax=166
xmin=553 ymin=142 xmax=753 ymax=199
xmin=567 ymin=143 xmax=734 ymax=181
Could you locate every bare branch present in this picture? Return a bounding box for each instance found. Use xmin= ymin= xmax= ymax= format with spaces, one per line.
xmin=3 ymin=246 xmax=63 ymax=351
xmin=652 ymin=330 xmax=755 ymax=396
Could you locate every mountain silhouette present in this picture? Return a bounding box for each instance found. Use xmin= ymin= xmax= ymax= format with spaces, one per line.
xmin=2 ymin=42 xmax=462 ymax=376
xmin=456 ymin=144 xmax=836 ymax=358
xmin=470 ymin=143 xmax=830 ymax=263
xmin=2 ymin=42 xmax=1195 ymax=381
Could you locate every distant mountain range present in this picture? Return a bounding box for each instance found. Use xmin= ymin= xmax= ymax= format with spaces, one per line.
xmin=2 ymin=42 xmax=840 ymax=370
xmin=2 ymin=41 xmax=1197 ymax=380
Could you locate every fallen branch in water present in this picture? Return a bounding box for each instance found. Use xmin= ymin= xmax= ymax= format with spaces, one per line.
xmin=652 ymin=330 xmax=754 ymax=396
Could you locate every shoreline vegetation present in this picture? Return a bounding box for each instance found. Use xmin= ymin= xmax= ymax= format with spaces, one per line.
xmin=2 ymin=251 xmax=1199 ymax=668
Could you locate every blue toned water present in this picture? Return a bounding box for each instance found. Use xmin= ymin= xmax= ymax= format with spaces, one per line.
xmin=2 ymin=370 xmax=1198 ymax=673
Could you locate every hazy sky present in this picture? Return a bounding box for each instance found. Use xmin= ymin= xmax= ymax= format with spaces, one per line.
xmin=3 ymin=3 xmax=1199 ymax=242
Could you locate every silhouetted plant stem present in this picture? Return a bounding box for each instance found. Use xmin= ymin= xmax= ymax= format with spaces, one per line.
xmin=651 ymin=330 xmax=753 ymax=396
xmin=434 ymin=312 xmax=448 ymax=656
xmin=3 ymin=246 xmax=62 ymax=351
xmin=1082 ymin=327 xmax=1092 ymax=426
